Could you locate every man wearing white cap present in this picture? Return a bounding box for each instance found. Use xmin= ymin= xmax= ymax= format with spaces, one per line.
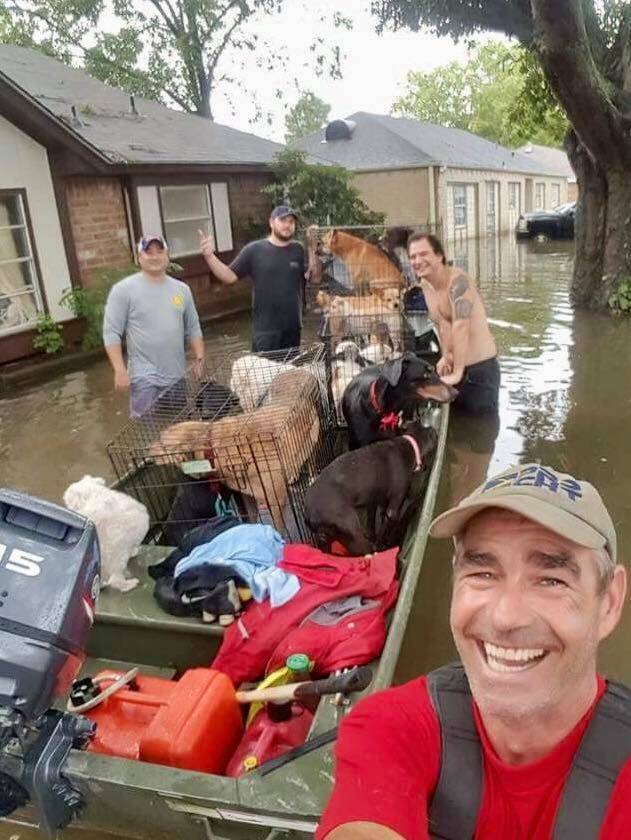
xmin=317 ymin=463 xmax=631 ymax=839
xmin=103 ymin=235 xmax=204 ymax=417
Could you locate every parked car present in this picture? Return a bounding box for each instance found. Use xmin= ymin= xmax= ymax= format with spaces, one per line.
xmin=516 ymin=202 xmax=576 ymax=240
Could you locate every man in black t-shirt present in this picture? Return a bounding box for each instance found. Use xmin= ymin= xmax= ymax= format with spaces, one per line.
xmin=200 ymin=206 xmax=316 ymax=352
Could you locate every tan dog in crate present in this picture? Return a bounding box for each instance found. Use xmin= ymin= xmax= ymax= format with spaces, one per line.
xmin=321 ymin=229 xmax=405 ymax=293
xmin=149 ymin=369 xmax=322 ymax=533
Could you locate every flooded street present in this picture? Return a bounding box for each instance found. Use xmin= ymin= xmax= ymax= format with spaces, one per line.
xmin=2 ymin=233 xmax=631 ymax=684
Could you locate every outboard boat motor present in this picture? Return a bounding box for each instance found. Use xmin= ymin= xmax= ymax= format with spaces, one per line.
xmin=0 ymin=489 xmax=100 ymax=834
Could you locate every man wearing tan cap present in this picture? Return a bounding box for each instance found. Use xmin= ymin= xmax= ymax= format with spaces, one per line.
xmin=317 ymin=464 xmax=631 ymax=840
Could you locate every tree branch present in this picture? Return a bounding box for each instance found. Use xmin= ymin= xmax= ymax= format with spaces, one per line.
xmin=145 ymin=0 xmax=181 ymax=39
xmin=206 ymin=8 xmax=247 ymax=73
xmin=371 ymin=0 xmax=533 ymax=44
xmin=530 ymin=0 xmax=629 ymax=168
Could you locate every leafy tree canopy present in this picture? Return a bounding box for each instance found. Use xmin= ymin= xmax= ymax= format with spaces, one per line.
xmin=1 ymin=0 xmax=350 ymax=119
xmin=264 ymin=149 xmax=385 ymax=227
xmin=392 ymin=42 xmax=567 ymax=148
xmin=284 ymin=90 xmax=331 ymax=143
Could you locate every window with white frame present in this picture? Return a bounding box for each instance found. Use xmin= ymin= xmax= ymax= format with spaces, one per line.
xmin=551 ymin=183 xmax=561 ymax=207
xmin=535 ymin=182 xmax=546 ymax=210
xmin=508 ymin=182 xmax=521 ymax=211
xmin=453 ymin=184 xmax=467 ymax=228
xmin=159 ymin=185 xmax=214 ymax=258
xmin=0 ymin=192 xmax=44 ymax=335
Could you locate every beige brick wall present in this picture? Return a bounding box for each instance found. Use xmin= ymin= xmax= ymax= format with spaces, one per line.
xmin=436 ymin=167 xmax=569 ymax=242
xmin=352 ymin=168 xmax=431 ymax=225
xmin=66 ymin=177 xmax=132 ymax=285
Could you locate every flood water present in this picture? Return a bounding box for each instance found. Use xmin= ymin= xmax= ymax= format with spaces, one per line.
xmin=1 ymin=233 xmax=631 ymax=684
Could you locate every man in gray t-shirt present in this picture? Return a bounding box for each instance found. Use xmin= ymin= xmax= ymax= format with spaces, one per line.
xmin=103 ymin=234 xmax=204 ymax=418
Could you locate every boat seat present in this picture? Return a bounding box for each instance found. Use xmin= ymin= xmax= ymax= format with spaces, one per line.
xmin=96 ymin=545 xmax=225 ymax=638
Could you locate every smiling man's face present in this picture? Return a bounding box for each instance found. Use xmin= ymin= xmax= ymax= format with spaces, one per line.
xmin=450 ymin=508 xmax=624 ymax=722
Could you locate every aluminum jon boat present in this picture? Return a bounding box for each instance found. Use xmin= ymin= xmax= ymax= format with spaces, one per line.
xmin=3 ymin=404 xmax=448 ymax=840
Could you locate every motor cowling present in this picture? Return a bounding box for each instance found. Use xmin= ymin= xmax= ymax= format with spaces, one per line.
xmin=0 ymin=489 xmax=100 ymax=833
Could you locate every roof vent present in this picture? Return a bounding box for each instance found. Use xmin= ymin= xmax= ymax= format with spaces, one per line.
xmin=324 ymin=119 xmax=356 ymax=142
xmin=69 ymin=105 xmax=83 ymax=128
xmin=523 ymin=142 xmax=533 ymax=153
xmin=129 ymin=95 xmax=139 ymax=116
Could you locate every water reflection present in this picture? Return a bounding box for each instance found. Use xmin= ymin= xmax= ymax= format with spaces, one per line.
xmin=397 ymin=234 xmax=631 ymax=685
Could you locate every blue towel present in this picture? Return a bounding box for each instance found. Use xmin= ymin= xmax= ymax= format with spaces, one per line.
xmin=173 ymin=524 xmax=299 ymax=608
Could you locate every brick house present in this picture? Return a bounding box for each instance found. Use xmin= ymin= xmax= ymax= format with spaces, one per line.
xmin=294 ymin=113 xmax=571 ymax=250
xmin=0 ymin=45 xmax=282 ymax=365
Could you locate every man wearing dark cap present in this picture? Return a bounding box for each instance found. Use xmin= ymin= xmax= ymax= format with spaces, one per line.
xmin=199 ymin=206 xmax=315 ymax=352
xmin=317 ymin=464 xmax=631 ymax=840
xmin=103 ymin=234 xmax=203 ymax=417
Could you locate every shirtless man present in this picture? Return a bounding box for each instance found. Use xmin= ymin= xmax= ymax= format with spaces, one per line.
xmin=408 ymin=233 xmax=499 ymax=414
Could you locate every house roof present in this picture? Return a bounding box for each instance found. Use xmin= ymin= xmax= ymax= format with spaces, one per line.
xmin=294 ymin=112 xmax=570 ymax=177
xmin=516 ymin=143 xmax=576 ymax=182
xmin=0 ymin=44 xmax=284 ymax=167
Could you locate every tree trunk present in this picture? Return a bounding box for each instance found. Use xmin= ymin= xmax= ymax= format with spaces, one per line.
xmin=602 ymin=170 xmax=631 ymax=300
xmin=531 ymin=0 xmax=631 ymax=312
xmin=566 ymin=131 xmax=606 ymax=307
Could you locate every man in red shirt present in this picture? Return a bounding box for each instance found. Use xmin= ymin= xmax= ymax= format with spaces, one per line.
xmin=317 ymin=464 xmax=631 ymax=839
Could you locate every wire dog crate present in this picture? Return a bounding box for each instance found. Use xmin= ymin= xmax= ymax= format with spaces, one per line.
xmin=303 ymin=224 xmax=440 ymax=424
xmin=107 ymin=345 xmax=336 ymax=545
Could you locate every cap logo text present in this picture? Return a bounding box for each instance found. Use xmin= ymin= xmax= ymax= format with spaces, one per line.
xmin=482 ymin=465 xmax=583 ymax=501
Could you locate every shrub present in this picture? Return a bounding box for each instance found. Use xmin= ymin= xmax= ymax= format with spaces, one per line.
xmin=32 ymin=314 xmax=64 ymax=355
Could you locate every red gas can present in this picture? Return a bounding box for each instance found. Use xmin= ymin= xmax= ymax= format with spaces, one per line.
xmin=225 ymin=703 xmax=314 ymax=777
xmin=86 ymin=668 xmax=243 ymax=774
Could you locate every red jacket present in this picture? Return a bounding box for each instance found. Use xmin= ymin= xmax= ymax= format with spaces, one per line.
xmin=212 ymin=545 xmax=398 ymax=685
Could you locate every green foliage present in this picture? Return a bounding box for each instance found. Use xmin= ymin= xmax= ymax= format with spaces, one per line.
xmin=32 ymin=314 xmax=64 ymax=355
xmin=285 ymin=91 xmax=331 ymax=143
xmin=263 ymin=150 xmax=385 ymax=227
xmin=608 ymin=277 xmax=631 ymax=314
xmin=60 ymin=264 xmax=135 ymax=350
xmin=393 ymin=42 xmax=567 ymax=148
xmin=2 ymin=0 xmax=350 ymax=119
xmin=239 ymin=216 xmax=270 ymax=242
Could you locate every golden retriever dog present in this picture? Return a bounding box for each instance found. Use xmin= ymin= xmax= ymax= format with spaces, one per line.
xmin=149 ymin=372 xmax=322 ymax=533
xmin=321 ymin=230 xmax=404 ymax=293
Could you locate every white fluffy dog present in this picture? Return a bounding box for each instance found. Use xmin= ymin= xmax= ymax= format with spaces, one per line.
xmin=63 ymin=476 xmax=149 ymax=593
xmin=230 ymin=354 xmax=295 ymax=411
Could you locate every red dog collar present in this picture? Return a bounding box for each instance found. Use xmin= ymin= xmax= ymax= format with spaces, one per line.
xmin=371 ymin=380 xmax=403 ymax=433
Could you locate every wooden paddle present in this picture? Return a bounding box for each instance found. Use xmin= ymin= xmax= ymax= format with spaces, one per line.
xmin=235 ymin=666 xmax=372 ymax=705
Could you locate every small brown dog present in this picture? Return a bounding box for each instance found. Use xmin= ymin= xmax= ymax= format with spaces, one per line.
xmin=321 ymin=230 xmax=404 ymax=293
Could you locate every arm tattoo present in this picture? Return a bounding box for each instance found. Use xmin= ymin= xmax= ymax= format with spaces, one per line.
xmin=454 ymin=298 xmax=473 ymax=320
xmin=449 ymin=274 xmax=470 ymax=300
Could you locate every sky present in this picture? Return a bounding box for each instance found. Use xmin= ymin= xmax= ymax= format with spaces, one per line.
xmin=210 ymin=1 xmax=503 ymax=142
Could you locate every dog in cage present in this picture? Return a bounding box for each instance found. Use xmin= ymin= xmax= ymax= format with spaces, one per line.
xmin=229 ymin=354 xmax=297 ymax=411
xmin=148 ymin=365 xmax=325 ymax=536
xmin=320 ymin=229 xmax=405 ymax=293
xmin=330 ymin=340 xmax=366 ymax=416
xmin=361 ymin=321 xmax=396 ymax=365
xmin=63 ymin=475 xmax=148 ymax=592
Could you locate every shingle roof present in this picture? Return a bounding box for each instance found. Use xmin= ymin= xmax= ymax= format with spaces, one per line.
xmin=516 ymin=143 xmax=576 ymax=182
xmin=0 ymin=44 xmax=284 ymax=166
xmin=294 ymin=112 xmax=569 ymax=177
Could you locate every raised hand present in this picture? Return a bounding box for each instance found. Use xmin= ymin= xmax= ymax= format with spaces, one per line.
xmin=198 ymin=229 xmax=216 ymax=260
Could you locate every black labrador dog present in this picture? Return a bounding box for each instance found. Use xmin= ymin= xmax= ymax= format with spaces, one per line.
xmin=341 ymin=352 xmax=456 ymax=449
xmin=305 ymin=422 xmax=438 ymax=556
